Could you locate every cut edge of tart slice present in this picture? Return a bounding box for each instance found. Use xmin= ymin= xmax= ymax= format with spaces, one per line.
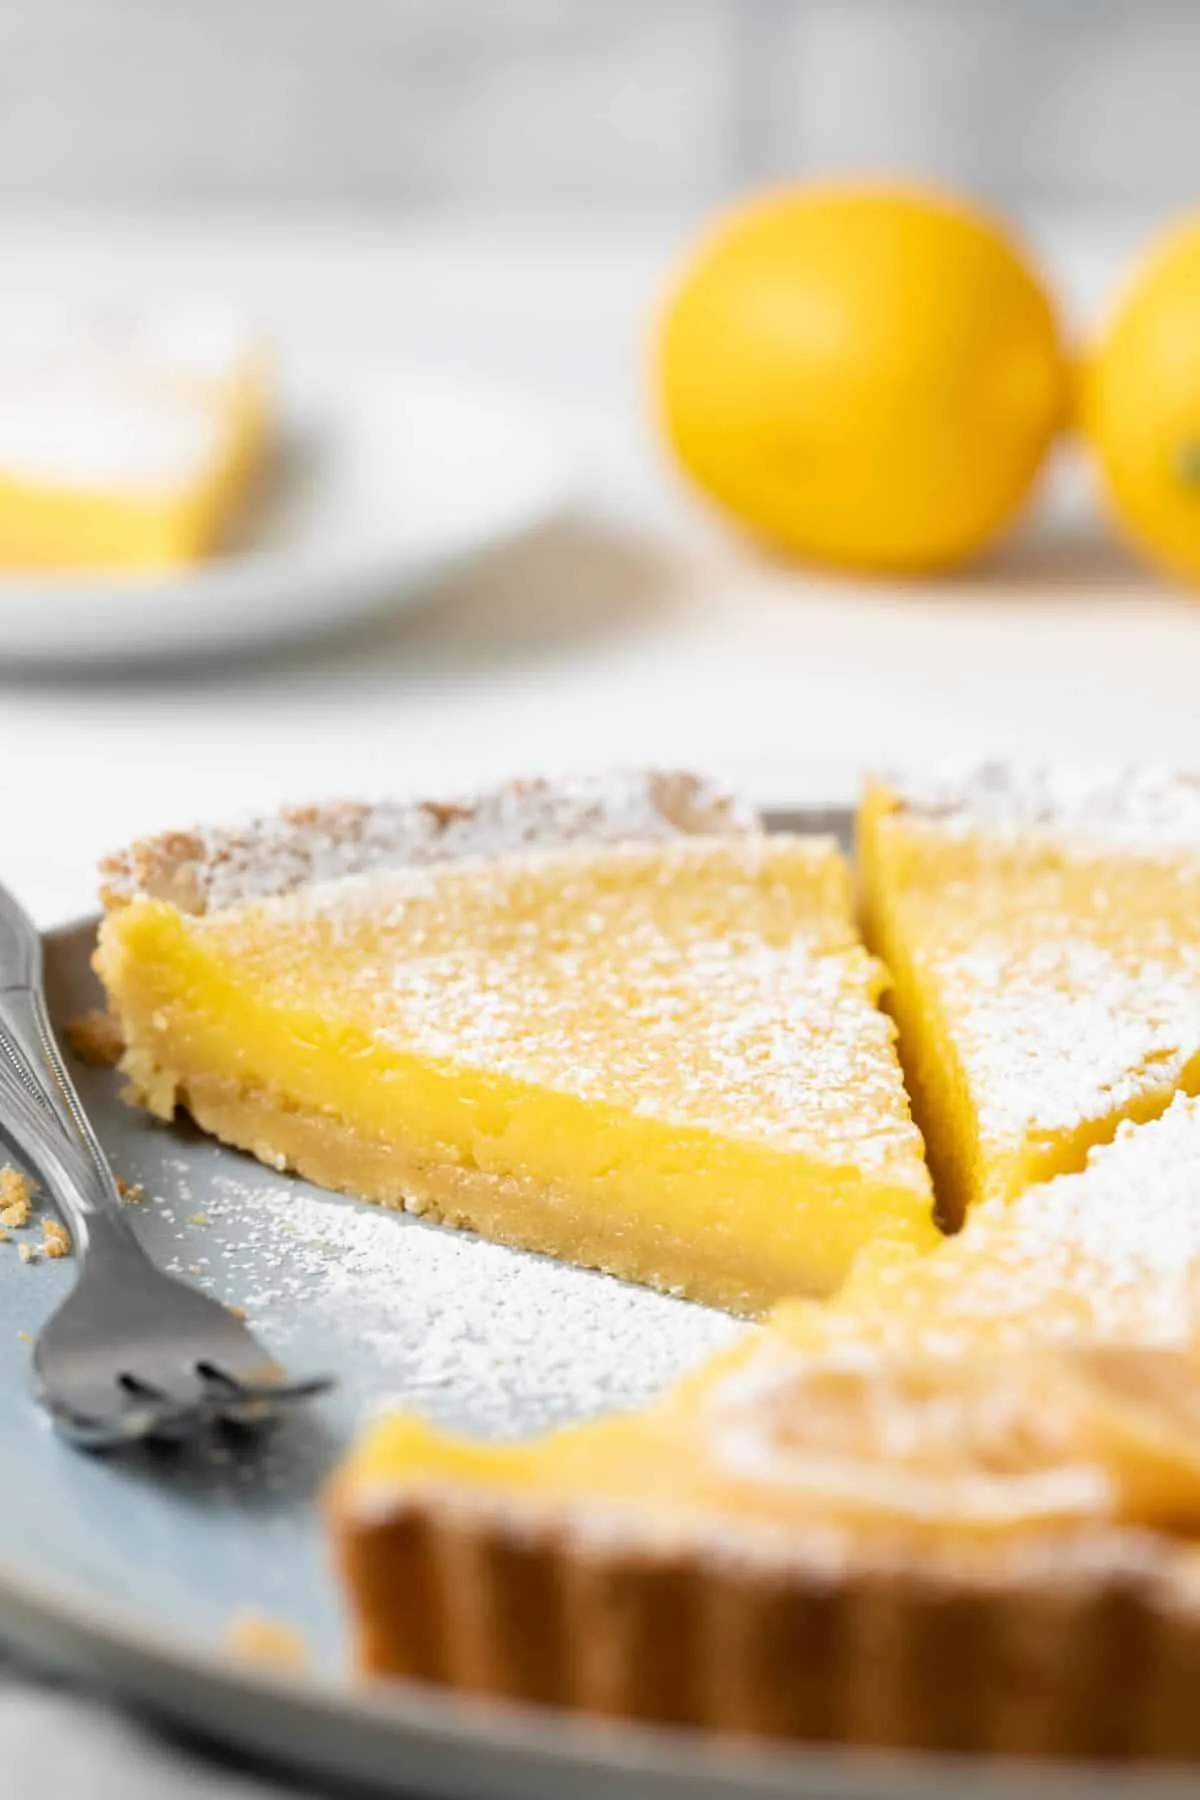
xmin=773 ymin=1090 xmax=1200 ymax=1363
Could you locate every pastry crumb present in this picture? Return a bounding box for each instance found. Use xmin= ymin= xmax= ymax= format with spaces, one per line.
xmin=0 ymin=1168 xmax=33 ymax=1230
xmin=17 ymin=1243 xmax=37 ymax=1264
xmin=16 ymin=1329 xmax=30 ymax=1342
xmin=65 ymin=1009 xmax=125 ymax=1067
xmin=225 ymin=1303 xmax=247 ymax=1320
xmin=188 ymin=1212 xmax=210 ymax=1226
xmin=116 ymin=1178 xmax=144 ymax=1205
xmin=42 ymin=1218 xmax=71 ymax=1260
xmin=226 ymin=1613 xmax=308 ymax=1669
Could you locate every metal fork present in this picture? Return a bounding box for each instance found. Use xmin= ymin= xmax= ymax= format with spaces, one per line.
xmin=0 ymin=881 xmax=332 ymax=1450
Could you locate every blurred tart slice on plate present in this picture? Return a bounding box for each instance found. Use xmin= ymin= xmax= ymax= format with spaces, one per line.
xmin=329 ymin=1094 xmax=1200 ymax=1758
xmin=94 ymin=771 xmax=936 ymax=1316
xmin=0 ymin=301 xmax=267 ymax=570
xmin=859 ymin=763 xmax=1200 ymax=1226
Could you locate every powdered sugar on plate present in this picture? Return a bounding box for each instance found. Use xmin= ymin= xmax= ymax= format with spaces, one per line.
xmin=150 ymin=1159 xmax=746 ymax=1440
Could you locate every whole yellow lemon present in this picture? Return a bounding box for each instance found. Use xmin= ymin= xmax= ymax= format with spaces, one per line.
xmin=1086 ymin=216 xmax=1200 ymax=586
xmin=656 ymin=184 xmax=1068 ymax=573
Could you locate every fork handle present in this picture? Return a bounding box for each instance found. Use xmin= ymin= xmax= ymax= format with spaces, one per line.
xmin=0 ymin=983 xmax=140 ymax=1255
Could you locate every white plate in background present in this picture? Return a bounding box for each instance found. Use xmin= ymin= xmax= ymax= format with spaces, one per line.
xmin=0 ymin=355 xmax=571 ymax=668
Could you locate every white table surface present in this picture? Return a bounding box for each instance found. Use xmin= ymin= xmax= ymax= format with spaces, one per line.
xmin=0 ymin=210 xmax=1196 ymax=1794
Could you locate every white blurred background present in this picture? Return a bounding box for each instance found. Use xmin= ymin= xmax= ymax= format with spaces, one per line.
xmin=3 ymin=0 xmax=1200 ymax=921
xmin=0 ymin=0 xmax=1193 ymax=219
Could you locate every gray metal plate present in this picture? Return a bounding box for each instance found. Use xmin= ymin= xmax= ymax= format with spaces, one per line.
xmin=0 ymin=825 xmax=1191 ymax=1800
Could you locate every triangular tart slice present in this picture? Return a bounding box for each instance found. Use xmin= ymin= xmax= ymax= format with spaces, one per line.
xmin=859 ymin=763 xmax=1200 ymax=1225
xmin=95 ymin=771 xmax=935 ymax=1316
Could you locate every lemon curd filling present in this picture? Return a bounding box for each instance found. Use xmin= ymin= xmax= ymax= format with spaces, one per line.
xmin=859 ymin=767 xmax=1200 ymax=1227
xmin=96 ymin=833 xmax=936 ymax=1316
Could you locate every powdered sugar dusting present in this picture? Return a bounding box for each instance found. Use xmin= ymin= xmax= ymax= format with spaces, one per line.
xmin=886 ymin=761 xmax=1200 ymax=850
xmin=0 ymin=300 xmax=256 ymax=492
xmin=940 ymin=935 xmax=1200 ymax=1143
xmin=800 ymin=1094 xmax=1200 ymax=1360
xmin=874 ymin=760 xmax=1200 ymax=1172
xmin=101 ymin=770 xmax=758 ymax=915
xmin=155 ymin=1165 xmax=746 ymax=1437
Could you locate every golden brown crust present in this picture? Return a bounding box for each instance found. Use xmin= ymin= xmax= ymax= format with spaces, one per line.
xmin=40 ymin=1218 xmax=71 ymax=1259
xmin=329 ymin=1489 xmax=1200 ymax=1757
xmin=225 ymin=1613 xmax=309 ymax=1670
xmin=98 ymin=771 xmax=758 ymax=916
xmin=0 ymin=1167 xmax=33 ymax=1231
xmin=64 ymin=1009 xmax=125 ymax=1067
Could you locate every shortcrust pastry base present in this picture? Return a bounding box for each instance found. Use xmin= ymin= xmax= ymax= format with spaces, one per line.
xmin=129 ymin=1056 xmax=820 ymax=1318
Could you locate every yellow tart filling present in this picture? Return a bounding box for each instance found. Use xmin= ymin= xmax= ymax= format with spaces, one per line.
xmin=96 ymin=833 xmax=935 ymax=1315
xmin=859 ymin=767 xmax=1200 ymax=1227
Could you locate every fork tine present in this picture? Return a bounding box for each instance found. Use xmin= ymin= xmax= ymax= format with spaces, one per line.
xmin=231 ymin=1375 xmax=335 ymax=1403
xmin=197 ymin=1366 xmax=334 ymax=1402
xmin=46 ymin=1371 xmax=333 ymax=1448
xmin=194 ymin=1366 xmax=335 ymax=1432
xmin=45 ymin=1397 xmax=204 ymax=1452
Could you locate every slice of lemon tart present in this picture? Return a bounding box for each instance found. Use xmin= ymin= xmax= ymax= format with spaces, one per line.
xmin=329 ymin=1095 xmax=1200 ymax=1758
xmin=777 ymin=1091 xmax=1200 ymax=1359
xmin=859 ymin=763 xmax=1200 ymax=1226
xmin=95 ymin=772 xmax=935 ymax=1315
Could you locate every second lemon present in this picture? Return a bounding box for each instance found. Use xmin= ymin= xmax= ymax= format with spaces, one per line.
xmin=657 ymin=185 xmax=1069 ymax=574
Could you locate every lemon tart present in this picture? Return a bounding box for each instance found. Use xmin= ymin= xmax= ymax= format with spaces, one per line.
xmin=0 ymin=302 xmax=267 ymax=570
xmin=95 ymin=772 xmax=935 ymax=1315
xmin=859 ymin=763 xmax=1200 ymax=1226
xmin=330 ymin=1095 xmax=1200 ymax=1757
